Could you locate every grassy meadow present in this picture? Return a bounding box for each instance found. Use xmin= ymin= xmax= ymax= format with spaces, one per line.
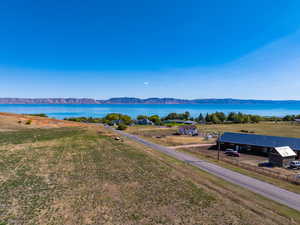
xmin=197 ymin=121 xmax=300 ymax=138
xmin=127 ymin=122 xmax=300 ymax=147
xmin=0 ymin=114 xmax=300 ymax=224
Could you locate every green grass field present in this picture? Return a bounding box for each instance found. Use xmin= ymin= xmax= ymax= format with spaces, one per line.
xmin=0 ymin=126 xmax=299 ymax=224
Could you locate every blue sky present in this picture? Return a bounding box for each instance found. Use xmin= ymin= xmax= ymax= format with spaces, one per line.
xmin=1 ymin=0 xmax=300 ymax=99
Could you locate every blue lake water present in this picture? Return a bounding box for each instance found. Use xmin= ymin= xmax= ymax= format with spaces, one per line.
xmin=1 ymin=103 xmax=300 ymax=119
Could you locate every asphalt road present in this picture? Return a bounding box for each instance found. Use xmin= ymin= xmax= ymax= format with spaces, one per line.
xmin=114 ymin=129 xmax=300 ymax=211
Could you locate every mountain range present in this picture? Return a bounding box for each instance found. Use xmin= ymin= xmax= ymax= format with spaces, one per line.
xmin=0 ymin=97 xmax=299 ymax=104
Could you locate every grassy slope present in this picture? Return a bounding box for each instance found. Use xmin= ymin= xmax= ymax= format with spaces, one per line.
xmin=0 ymin=127 xmax=299 ymax=224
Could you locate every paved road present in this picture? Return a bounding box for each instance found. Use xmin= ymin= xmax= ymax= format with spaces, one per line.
xmin=114 ymin=129 xmax=300 ymax=211
xmin=170 ymin=143 xmax=215 ymax=149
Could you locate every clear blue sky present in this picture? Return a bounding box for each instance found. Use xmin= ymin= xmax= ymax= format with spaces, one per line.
xmin=1 ymin=0 xmax=300 ymax=99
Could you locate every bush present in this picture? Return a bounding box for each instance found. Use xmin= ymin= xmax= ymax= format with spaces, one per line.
xmin=25 ymin=120 xmax=32 ymax=125
xmin=64 ymin=117 xmax=102 ymax=123
xmin=26 ymin=113 xmax=48 ymax=118
xmin=117 ymin=124 xmax=127 ymax=130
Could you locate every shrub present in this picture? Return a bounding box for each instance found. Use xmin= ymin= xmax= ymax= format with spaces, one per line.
xmin=27 ymin=113 xmax=48 ymax=117
xmin=25 ymin=120 xmax=32 ymax=125
xmin=117 ymin=124 xmax=127 ymax=130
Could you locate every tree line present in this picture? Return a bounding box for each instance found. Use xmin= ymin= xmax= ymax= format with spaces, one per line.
xmin=64 ymin=111 xmax=300 ymax=129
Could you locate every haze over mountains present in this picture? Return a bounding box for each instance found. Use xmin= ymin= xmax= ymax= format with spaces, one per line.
xmin=0 ymin=97 xmax=299 ymax=105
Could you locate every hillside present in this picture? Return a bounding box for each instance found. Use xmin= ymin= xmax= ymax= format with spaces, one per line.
xmin=1 ymin=97 xmax=299 ymax=104
xmin=0 ymin=113 xmax=299 ymax=224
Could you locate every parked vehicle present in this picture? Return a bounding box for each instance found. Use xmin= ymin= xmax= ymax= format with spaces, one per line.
xmin=290 ymin=161 xmax=300 ymax=169
xmin=224 ymin=149 xmax=240 ymax=157
xmin=224 ymin=149 xmax=235 ymax=153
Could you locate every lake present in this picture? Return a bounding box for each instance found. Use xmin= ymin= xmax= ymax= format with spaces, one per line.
xmin=1 ymin=103 xmax=300 ymax=119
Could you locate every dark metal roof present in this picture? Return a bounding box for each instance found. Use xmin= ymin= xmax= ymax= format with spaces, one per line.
xmin=219 ymin=132 xmax=300 ymax=151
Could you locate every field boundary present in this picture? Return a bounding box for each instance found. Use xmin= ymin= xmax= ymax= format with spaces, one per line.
xmin=197 ymin=150 xmax=300 ymax=185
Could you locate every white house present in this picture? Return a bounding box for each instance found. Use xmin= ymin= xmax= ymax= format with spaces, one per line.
xmin=178 ymin=125 xmax=198 ymax=136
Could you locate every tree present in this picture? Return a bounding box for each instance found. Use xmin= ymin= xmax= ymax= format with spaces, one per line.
xmin=102 ymin=113 xmax=132 ymax=125
xmin=198 ymin=113 xmax=204 ymax=122
xmin=165 ymin=113 xmax=178 ymax=120
xmin=227 ymin=112 xmax=236 ymax=122
xmin=211 ymin=114 xmax=221 ymax=124
xmin=205 ymin=113 xmax=212 ymax=122
xmin=104 ymin=113 xmax=120 ymax=121
xmin=149 ymin=115 xmax=161 ymax=125
xmin=137 ymin=115 xmax=148 ymax=120
xmin=283 ymin=115 xmax=295 ymax=121
xmin=215 ymin=112 xmax=226 ymax=122
xmin=250 ymin=115 xmax=261 ymax=123
xmin=117 ymin=124 xmax=127 ymax=130
xmin=120 ymin=114 xmax=132 ymax=125
xmin=183 ymin=111 xmax=190 ymax=120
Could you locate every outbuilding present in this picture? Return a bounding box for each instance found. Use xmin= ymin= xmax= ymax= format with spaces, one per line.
xmin=136 ymin=118 xmax=154 ymax=125
xmin=218 ymin=132 xmax=300 ymax=158
xmin=178 ymin=125 xmax=198 ymax=136
xmin=269 ymin=146 xmax=297 ymax=167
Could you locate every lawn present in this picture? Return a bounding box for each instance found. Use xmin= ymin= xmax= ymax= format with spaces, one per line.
xmin=0 ymin=125 xmax=299 ymax=224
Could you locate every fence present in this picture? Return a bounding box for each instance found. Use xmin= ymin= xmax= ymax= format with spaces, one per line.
xmin=200 ymin=150 xmax=300 ymax=185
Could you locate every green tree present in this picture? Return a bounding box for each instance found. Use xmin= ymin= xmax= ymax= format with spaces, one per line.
xmin=137 ymin=115 xmax=148 ymax=120
xmin=120 ymin=114 xmax=132 ymax=125
xmin=205 ymin=113 xmax=212 ymax=122
xmin=215 ymin=112 xmax=226 ymax=122
xmin=198 ymin=113 xmax=204 ymax=122
xmin=250 ymin=115 xmax=261 ymax=123
xmin=117 ymin=124 xmax=127 ymax=130
xmin=165 ymin=113 xmax=178 ymax=120
xmin=227 ymin=112 xmax=236 ymax=122
xmin=211 ymin=114 xmax=221 ymax=124
xmin=183 ymin=111 xmax=190 ymax=120
xmin=149 ymin=115 xmax=161 ymax=125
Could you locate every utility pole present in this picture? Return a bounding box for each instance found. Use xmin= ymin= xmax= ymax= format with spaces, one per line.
xmin=217 ymin=131 xmax=221 ymax=160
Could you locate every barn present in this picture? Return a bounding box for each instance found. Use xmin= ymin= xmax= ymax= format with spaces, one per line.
xmin=268 ymin=146 xmax=296 ymax=168
xmin=218 ymin=132 xmax=300 ymax=159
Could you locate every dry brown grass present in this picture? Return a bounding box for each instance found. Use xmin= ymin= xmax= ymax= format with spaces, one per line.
xmin=0 ymin=119 xmax=299 ymax=224
xmin=128 ymin=122 xmax=300 ymax=147
xmin=127 ymin=125 xmax=213 ymax=146
xmin=0 ymin=112 xmax=89 ymax=131
xmin=196 ymin=121 xmax=300 ymax=138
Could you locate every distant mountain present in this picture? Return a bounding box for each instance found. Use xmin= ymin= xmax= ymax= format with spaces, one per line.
xmin=0 ymin=98 xmax=99 ymax=104
xmin=99 ymin=97 xmax=191 ymax=104
xmin=0 ymin=97 xmax=299 ymax=105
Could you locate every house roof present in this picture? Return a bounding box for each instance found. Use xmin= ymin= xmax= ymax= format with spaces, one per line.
xmin=274 ymin=146 xmax=297 ymax=157
xmin=219 ymin=132 xmax=300 ymax=151
xmin=165 ymin=120 xmax=197 ymax=125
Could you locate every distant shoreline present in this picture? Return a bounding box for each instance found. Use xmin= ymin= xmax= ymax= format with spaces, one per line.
xmin=0 ymin=97 xmax=300 ymax=105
